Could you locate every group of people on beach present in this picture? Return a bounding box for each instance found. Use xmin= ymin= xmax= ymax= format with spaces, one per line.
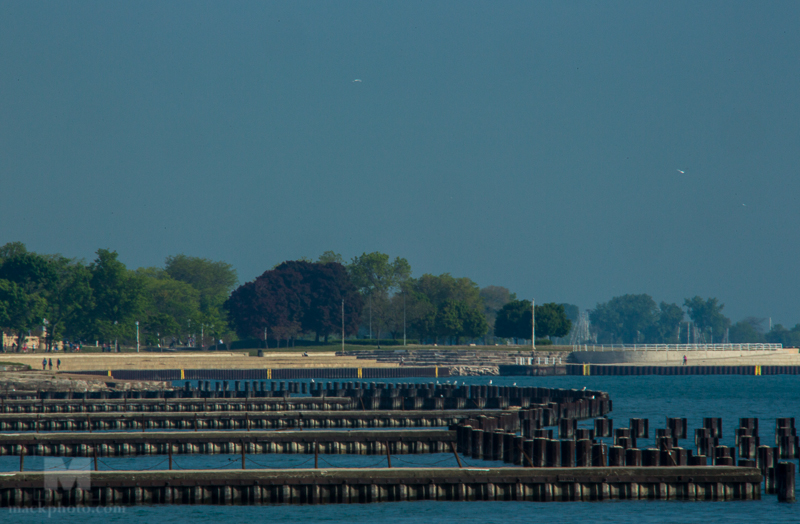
xmin=41 ymin=358 xmax=61 ymax=371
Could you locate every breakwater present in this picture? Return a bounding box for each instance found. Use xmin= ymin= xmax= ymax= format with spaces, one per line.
xmin=3 ymin=378 xmax=794 ymax=507
xmin=0 ymin=429 xmax=456 ymax=456
xmin=0 ymin=467 xmax=763 ymax=506
xmin=0 ymin=382 xmax=611 ymax=432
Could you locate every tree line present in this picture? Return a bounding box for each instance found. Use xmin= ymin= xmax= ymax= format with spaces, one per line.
xmin=3 ymin=242 xmax=794 ymax=350
xmin=0 ymin=242 xmax=237 ymax=350
xmin=588 ymin=293 xmax=800 ymax=346
xmin=224 ymin=251 xmax=565 ymax=346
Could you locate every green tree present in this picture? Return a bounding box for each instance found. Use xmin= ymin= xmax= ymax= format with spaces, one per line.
xmin=684 ymin=296 xmax=731 ymax=343
xmin=165 ymin=255 xmax=237 ymax=342
xmin=494 ymin=300 xmax=530 ymax=341
xmin=0 ymin=279 xmax=46 ymax=350
xmin=652 ymin=302 xmax=684 ymax=343
xmin=0 ymin=249 xmax=55 ymax=350
xmin=729 ymin=320 xmax=766 ymax=343
xmin=87 ymin=249 xmax=145 ymax=344
xmin=495 ymin=300 xmax=571 ymax=341
xmin=42 ymin=256 xmax=94 ymax=349
xmin=349 ymin=252 xmax=411 ymax=338
xmin=765 ymin=324 xmax=800 ymax=347
xmin=406 ymin=273 xmax=485 ymax=343
xmin=0 ymin=242 xmax=27 ymax=264
xmin=137 ymin=268 xmax=202 ymax=342
xmin=535 ymin=303 xmax=572 ymax=339
xmin=433 ymin=300 xmax=488 ymax=345
xmin=407 ymin=293 xmax=437 ymax=343
xmin=590 ymin=294 xmax=659 ymax=344
xmin=559 ymin=303 xmax=580 ymax=323
xmin=318 ymin=251 xmax=344 ymax=264
xmin=480 ymin=286 xmax=515 ymax=337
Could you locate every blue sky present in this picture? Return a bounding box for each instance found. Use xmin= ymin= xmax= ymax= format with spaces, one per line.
xmin=1 ymin=1 xmax=798 ymax=324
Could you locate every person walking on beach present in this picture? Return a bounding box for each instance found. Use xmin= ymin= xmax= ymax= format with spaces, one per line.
xmin=56 ymin=358 xmax=61 ymax=371
xmin=48 ymin=358 xmax=53 ymax=371
xmin=42 ymin=358 xmax=47 ymax=371
xmin=683 ymin=355 xmax=687 ymax=366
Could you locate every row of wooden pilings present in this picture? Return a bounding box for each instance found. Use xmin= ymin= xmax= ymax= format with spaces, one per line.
xmin=1 ymin=429 xmax=456 ymax=457
xmin=0 ymin=467 xmax=768 ymax=506
xmin=0 ymin=410 xmax=482 ymax=433
xmin=4 ymin=381 xmax=610 ymax=406
xmin=456 ymin=415 xmax=798 ymax=501
xmin=0 ymin=394 xmax=610 ymax=437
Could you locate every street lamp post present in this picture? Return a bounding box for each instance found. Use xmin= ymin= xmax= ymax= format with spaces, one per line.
xmin=114 ymin=320 xmax=118 ymax=353
xmin=403 ymin=291 xmax=406 ymax=347
xmin=341 ymin=300 xmax=345 ymax=354
xmin=135 ymin=321 xmax=140 ymax=353
xmin=532 ymin=299 xmax=535 ymax=351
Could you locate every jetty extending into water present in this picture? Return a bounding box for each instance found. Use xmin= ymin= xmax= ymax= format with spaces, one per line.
xmin=0 ymin=467 xmax=766 ymax=506
xmin=0 ymin=380 xmax=796 ymax=505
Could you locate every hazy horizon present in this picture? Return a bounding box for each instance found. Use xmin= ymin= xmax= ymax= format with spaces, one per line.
xmin=2 ymin=2 xmax=798 ymax=325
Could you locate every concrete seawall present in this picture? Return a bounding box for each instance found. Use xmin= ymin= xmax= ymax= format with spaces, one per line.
xmin=568 ymin=349 xmax=798 ymax=365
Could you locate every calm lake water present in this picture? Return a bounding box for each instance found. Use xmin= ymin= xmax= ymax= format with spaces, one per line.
xmin=2 ymin=374 xmax=799 ymax=523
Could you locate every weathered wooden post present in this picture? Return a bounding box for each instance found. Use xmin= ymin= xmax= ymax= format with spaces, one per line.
xmin=609 ymin=446 xmax=625 ymax=466
xmin=630 ymin=418 xmax=649 ymax=439
xmin=529 ymin=437 xmax=544 ymax=467
xmin=643 ymin=448 xmax=660 ymax=467
xmin=625 ymin=448 xmax=642 ymax=466
xmin=594 ymin=417 xmax=612 ymax=438
xmin=777 ymin=462 xmax=796 ymax=502
xmin=546 ymin=439 xmax=561 ymax=468
xmin=472 ymin=429 xmax=484 ymax=460
xmin=561 ymin=439 xmax=576 ymax=467
xmin=576 ymin=439 xmax=592 ymax=467
xmin=592 ymin=443 xmax=607 ymax=467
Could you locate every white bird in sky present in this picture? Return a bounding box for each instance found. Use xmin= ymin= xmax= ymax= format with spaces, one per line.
xmin=677 ymin=169 xmax=685 ymax=174
xmin=352 ymin=79 xmax=362 ymax=83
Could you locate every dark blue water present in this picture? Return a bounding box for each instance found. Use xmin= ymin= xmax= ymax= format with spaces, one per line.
xmin=3 ymin=374 xmax=799 ymax=523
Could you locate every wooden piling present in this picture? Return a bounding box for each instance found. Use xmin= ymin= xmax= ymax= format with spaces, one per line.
xmin=777 ymin=462 xmax=796 ymax=502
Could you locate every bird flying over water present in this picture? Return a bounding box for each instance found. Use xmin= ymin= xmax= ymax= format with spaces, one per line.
xmin=352 ymin=79 xmax=362 ymax=83
xmin=677 ymin=169 xmax=685 ymax=174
